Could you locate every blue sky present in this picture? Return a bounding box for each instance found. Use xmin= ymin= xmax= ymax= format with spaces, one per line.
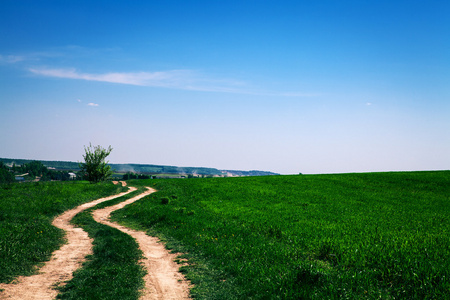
xmin=1 ymin=0 xmax=449 ymax=174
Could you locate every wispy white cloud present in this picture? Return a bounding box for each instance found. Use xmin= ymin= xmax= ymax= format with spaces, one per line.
xmin=28 ymin=67 xmax=252 ymax=93
xmin=27 ymin=67 xmax=317 ymax=97
xmin=0 ymin=51 xmax=65 ymax=64
xmin=0 ymin=54 xmax=26 ymax=64
xmin=3 ymin=47 xmax=318 ymax=97
xmin=1 ymin=46 xmax=115 ymax=64
xmin=30 ymin=68 xmax=240 ymax=92
xmin=77 ymin=98 xmax=98 ymax=106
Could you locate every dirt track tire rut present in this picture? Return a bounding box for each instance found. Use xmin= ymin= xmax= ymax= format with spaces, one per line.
xmin=0 ymin=187 xmax=134 ymax=300
xmin=92 ymin=187 xmax=190 ymax=299
xmin=0 ymin=183 xmax=190 ymax=300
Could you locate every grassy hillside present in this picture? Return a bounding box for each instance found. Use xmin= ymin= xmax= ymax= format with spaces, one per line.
xmin=113 ymin=171 xmax=450 ymax=299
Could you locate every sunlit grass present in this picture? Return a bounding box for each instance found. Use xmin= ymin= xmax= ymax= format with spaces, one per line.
xmin=114 ymin=171 xmax=450 ymax=299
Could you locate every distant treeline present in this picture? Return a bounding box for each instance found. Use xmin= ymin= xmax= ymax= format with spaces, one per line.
xmin=0 ymin=158 xmax=279 ymax=177
xmin=222 ymin=170 xmax=279 ymax=176
xmin=0 ymin=160 xmax=78 ymax=183
xmin=0 ymin=158 xmax=78 ymax=170
xmin=111 ymin=163 xmax=223 ymax=176
xmin=121 ymin=172 xmax=153 ymax=180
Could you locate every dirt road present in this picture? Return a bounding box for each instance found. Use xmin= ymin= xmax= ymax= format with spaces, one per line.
xmin=0 ymin=183 xmax=190 ymax=300
xmin=92 ymin=187 xmax=190 ymax=299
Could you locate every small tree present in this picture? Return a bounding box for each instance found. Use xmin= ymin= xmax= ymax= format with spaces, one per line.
xmin=79 ymin=143 xmax=113 ymax=183
xmin=0 ymin=162 xmax=14 ymax=183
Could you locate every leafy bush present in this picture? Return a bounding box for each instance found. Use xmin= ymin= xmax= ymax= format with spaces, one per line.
xmin=0 ymin=162 xmax=14 ymax=183
xmin=79 ymin=144 xmax=113 ymax=183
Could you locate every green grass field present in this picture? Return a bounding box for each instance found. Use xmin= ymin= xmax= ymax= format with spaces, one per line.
xmin=1 ymin=172 xmax=449 ymax=299
xmin=0 ymin=181 xmax=125 ymax=283
xmin=113 ymin=171 xmax=450 ymax=299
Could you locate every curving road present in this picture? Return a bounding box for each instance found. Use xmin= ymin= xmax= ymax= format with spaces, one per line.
xmin=0 ymin=182 xmax=190 ymax=299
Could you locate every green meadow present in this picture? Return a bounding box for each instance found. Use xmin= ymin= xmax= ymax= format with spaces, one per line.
xmin=1 ymin=171 xmax=449 ymax=299
xmin=114 ymin=171 xmax=450 ymax=299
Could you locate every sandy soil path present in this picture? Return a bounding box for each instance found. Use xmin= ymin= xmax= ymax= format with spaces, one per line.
xmin=0 ymin=182 xmax=190 ymax=300
xmin=0 ymin=186 xmax=135 ymax=300
xmin=92 ymin=187 xmax=190 ymax=300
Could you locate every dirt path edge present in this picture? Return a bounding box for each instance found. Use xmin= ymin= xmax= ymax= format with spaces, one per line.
xmin=0 ymin=185 xmax=135 ymax=300
xmin=92 ymin=187 xmax=191 ymax=300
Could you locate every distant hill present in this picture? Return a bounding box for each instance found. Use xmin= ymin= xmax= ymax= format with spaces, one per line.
xmin=0 ymin=158 xmax=279 ymax=177
xmin=1 ymin=158 xmax=79 ymax=170
xmin=221 ymin=170 xmax=279 ymax=176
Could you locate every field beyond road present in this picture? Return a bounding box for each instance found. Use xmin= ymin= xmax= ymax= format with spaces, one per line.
xmin=115 ymin=171 xmax=450 ymax=299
